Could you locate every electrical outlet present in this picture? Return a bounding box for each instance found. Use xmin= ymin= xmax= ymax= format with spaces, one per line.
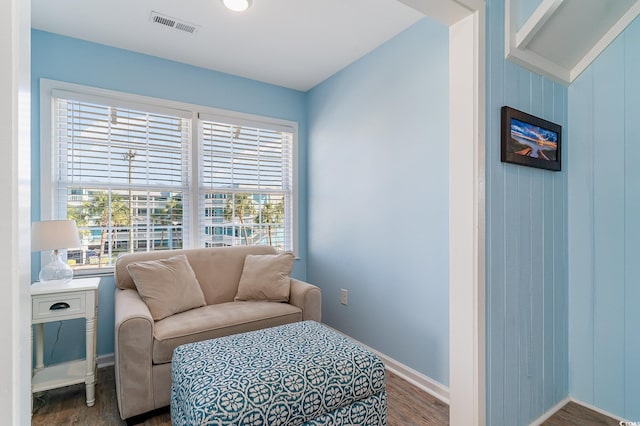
xmin=340 ymin=288 xmax=348 ymax=305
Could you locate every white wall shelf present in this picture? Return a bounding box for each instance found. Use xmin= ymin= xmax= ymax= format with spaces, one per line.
xmin=505 ymin=0 xmax=640 ymax=84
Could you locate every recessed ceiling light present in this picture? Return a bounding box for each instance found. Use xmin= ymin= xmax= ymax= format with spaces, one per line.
xmin=222 ymin=0 xmax=252 ymax=12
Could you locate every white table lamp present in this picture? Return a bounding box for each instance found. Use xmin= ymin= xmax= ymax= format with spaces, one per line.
xmin=32 ymin=220 xmax=82 ymax=282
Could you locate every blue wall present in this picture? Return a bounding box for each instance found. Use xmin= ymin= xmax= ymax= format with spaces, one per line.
xmin=486 ymin=0 xmax=569 ymax=424
xmin=517 ymin=0 xmax=544 ymax=29
xmin=307 ymin=18 xmax=450 ymax=385
xmin=31 ymin=30 xmax=308 ymax=362
xmin=568 ymin=16 xmax=640 ymax=421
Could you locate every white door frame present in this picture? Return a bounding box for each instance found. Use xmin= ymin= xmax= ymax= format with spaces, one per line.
xmin=448 ymin=5 xmax=486 ymax=426
xmin=399 ymin=1 xmax=486 ymax=425
xmin=3 ymin=0 xmax=32 ymax=424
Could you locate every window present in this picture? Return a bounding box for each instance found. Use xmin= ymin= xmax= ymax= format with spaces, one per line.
xmin=199 ymin=116 xmax=293 ymax=252
xmin=41 ymin=81 xmax=297 ymax=274
xmin=49 ymin=91 xmax=190 ymax=270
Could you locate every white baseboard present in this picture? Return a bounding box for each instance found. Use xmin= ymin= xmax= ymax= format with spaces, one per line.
xmin=379 ymin=352 xmax=450 ymax=404
xmin=529 ymin=395 xmax=629 ymax=425
xmin=529 ymin=397 xmax=570 ymax=426
xmin=101 ymin=340 xmax=625 ymax=426
xmin=96 ymin=327 xmax=452 ymax=406
xmin=97 ymin=353 xmax=114 ymax=368
xmin=323 ymin=325 xmax=450 ymax=404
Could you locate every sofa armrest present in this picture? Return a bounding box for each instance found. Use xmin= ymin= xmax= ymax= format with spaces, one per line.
xmin=289 ymin=278 xmax=321 ymax=322
xmin=114 ymin=288 xmax=155 ymax=420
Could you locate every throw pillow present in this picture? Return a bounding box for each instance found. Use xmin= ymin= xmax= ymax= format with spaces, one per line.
xmin=126 ymin=254 xmax=206 ymax=320
xmin=235 ymin=252 xmax=295 ymax=302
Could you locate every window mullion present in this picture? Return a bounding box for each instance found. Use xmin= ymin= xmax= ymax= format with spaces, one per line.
xmin=189 ymin=113 xmax=200 ymax=248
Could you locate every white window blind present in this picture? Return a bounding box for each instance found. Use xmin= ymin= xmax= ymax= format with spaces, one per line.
xmin=52 ymin=92 xmax=191 ymax=270
xmin=199 ymin=115 xmax=293 ymax=251
xmin=42 ymin=81 xmax=298 ymax=273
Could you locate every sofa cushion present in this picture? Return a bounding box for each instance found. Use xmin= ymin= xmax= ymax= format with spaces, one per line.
xmin=152 ymin=301 xmax=302 ymax=364
xmin=115 ymin=245 xmax=278 ymax=305
xmin=126 ymin=255 xmax=206 ymax=321
xmin=235 ymin=252 xmax=295 ymax=302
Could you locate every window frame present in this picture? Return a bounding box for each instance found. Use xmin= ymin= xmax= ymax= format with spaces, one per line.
xmin=40 ymin=79 xmax=299 ymax=276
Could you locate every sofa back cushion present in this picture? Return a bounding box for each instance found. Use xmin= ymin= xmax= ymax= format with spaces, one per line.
xmin=126 ymin=254 xmax=206 ymax=320
xmin=235 ymin=252 xmax=295 ymax=302
xmin=115 ymin=245 xmax=277 ymax=305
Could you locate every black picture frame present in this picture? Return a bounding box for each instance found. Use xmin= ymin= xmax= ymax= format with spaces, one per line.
xmin=501 ymin=106 xmax=562 ymax=171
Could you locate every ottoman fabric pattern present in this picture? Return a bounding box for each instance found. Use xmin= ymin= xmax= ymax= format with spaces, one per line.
xmin=302 ymin=392 xmax=387 ymax=426
xmin=171 ymin=321 xmax=386 ymax=425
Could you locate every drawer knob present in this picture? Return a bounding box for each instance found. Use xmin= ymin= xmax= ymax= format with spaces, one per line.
xmin=49 ymin=302 xmax=70 ymax=310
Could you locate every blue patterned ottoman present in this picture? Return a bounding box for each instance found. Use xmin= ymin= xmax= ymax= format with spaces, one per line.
xmin=170 ymin=321 xmax=386 ymax=425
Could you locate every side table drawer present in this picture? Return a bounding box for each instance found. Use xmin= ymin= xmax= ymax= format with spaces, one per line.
xmin=32 ymin=291 xmax=86 ymax=322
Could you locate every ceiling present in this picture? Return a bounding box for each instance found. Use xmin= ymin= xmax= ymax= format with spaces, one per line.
xmin=31 ymin=0 xmax=426 ymax=91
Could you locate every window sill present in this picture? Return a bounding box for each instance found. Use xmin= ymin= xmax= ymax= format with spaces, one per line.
xmin=73 ymin=268 xmax=115 ymax=279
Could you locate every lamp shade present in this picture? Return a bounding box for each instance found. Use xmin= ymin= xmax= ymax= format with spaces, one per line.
xmin=31 ymin=220 xmax=81 ymax=252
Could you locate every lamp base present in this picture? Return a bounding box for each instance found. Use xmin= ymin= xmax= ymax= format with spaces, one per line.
xmin=39 ymin=250 xmax=74 ymax=282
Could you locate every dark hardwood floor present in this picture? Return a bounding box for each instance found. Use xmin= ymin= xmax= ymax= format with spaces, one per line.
xmin=541 ymin=402 xmax=620 ymax=426
xmin=31 ymin=366 xmax=617 ymax=425
xmin=31 ymin=367 xmax=447 ymax=425
xmin=386 ymin=371 xmax=448 ymax=425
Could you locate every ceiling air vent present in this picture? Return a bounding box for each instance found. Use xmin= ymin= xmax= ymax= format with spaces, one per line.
xmin=149 ymin=11 xmax=198 ymax=34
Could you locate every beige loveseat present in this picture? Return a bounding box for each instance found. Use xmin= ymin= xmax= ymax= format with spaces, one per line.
xmin=113 ymin=245 xmax=321 ymax=421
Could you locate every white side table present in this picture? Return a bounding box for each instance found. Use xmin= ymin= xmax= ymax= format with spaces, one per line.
xmin=31 ymin=277 xmax=100 ymax=407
